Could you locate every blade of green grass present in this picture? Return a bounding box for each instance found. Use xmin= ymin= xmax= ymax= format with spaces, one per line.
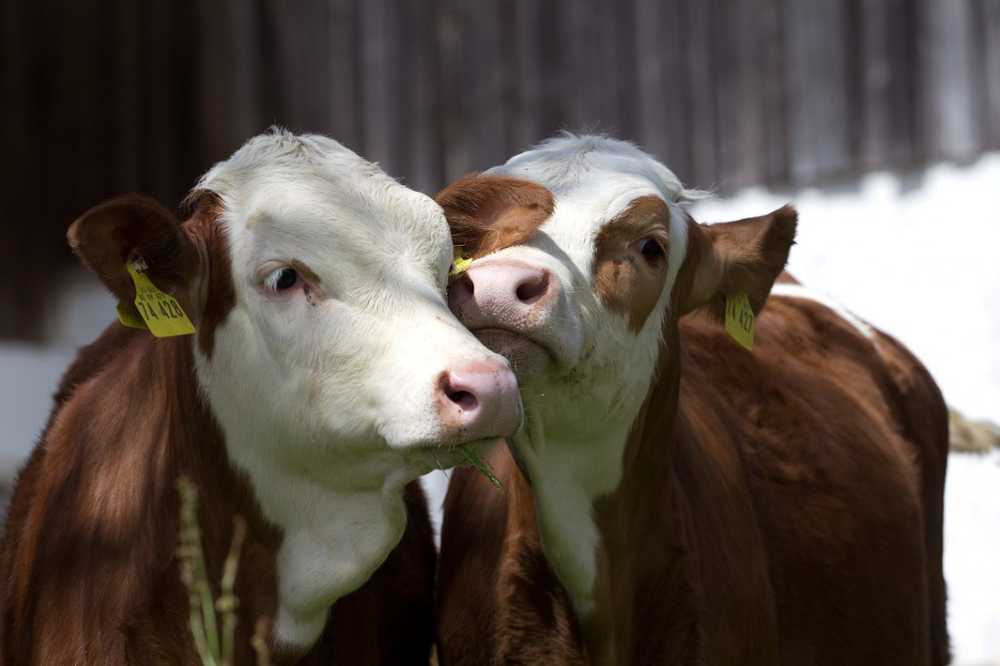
xmin=460 ymin=444 xmax=502 ymax=489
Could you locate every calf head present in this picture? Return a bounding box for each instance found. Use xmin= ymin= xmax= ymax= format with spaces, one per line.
xmin=442 ymin=135 xmax=795 ymax=451
xmin=68 ymin=131 xmax=521 ymax=647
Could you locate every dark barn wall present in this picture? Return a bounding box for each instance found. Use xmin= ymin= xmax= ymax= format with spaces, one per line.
xmin=3 ymin=0 xmax=1000 ymax=339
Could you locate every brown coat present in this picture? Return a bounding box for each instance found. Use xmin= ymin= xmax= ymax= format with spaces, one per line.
xmin=437 ymin=286 xmax=949 ymax=665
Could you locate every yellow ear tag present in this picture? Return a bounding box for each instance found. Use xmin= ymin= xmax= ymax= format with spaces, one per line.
xmin=116 ymin=302 xmax=148 ymax=330
xmin=123 ymin=258 xmax=196 ymax=337
xmin=724 ymin=292 xmax=754 ymax=351
xmin=450 ymin=254 xmax=474 ymax=277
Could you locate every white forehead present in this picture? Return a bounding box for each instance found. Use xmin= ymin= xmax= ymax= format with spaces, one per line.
xmin=195 ymin=130 xmax=450 ymax=289
xmin=487 ymin=133 xmax=702 ymax=204
xmin=485 ymin=133 xmax=707 ymax=286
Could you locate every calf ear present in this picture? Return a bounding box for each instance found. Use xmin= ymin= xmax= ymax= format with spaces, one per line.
xmin=67 ymin=194 xmax=198 ymax=303
xmin=678 ymin=205 xmax=797 ymax=317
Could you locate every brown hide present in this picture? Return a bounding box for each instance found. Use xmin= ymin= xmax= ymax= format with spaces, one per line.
xmin=437 ymin=291 xmax=949 ymax=665
xmin=0 ymin=203 xmax=436 ymax=664
xmin=436 ymin=175 xmax=554 ymax=260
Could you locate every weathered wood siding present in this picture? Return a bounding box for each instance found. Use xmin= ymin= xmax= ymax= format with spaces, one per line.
xmin=3 ymin=0 xmax=999 ymax=338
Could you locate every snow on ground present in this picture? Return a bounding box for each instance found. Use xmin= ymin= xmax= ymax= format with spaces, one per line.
xmin=1 ymin=154 xmax=998 ymax=663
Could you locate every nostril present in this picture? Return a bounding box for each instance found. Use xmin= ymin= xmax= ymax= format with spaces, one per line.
xmin=447 ymin=389 xmax=478 ymax=411
xmin=457 ymin=272 xmax=475 ymax=297
xmin=515 ymin=271 xmax=550 ymax=304
xmin=440 ymin=372 xmax=480 ymax=412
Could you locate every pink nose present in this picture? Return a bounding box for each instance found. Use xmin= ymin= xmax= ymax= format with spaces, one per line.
xmin=437 ymin=361 xmax=522 ymax=442
xmin=449 ymin=260 xmax=556 ymax=331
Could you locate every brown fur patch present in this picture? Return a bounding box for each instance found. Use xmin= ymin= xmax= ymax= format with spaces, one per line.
xmin=593 ymin=196 xmax=671 ymax=333
xmin=182 ymin=192 xmax=236 ymax=359
xmin=436 ymin=175 xmax=554 ymax=259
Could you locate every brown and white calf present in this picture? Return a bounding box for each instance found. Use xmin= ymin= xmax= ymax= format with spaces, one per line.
xmin=0 ymin=131 xmax=522 ymax=664
xmin=434 ymin=135 xmax=949 ymax=665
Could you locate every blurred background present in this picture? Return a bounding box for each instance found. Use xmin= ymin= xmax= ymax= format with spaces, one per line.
xmin=2 ymin=1 xmax=998 ymax=663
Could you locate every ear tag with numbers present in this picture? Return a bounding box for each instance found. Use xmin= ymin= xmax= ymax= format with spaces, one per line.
xmin=724 ymin=292 xmax=754 ymax=351
xmin=450 ymin=250 xmax=474 ymax=277
xmin=122 ymin=257 xmax=196 ymax=337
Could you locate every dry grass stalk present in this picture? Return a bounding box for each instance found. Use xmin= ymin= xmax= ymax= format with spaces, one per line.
xmin=252 ymin=617 xmax=273 ymax=666
xmin=949 ymin=408 xmax=1000 ymax=454
xmin=176 ymin=475 xmax=271 ymax=666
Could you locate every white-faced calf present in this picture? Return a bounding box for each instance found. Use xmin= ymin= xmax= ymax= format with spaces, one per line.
xmin=435 ymin=135 xmax=949 ymax=666
xmin=0 ymin=131 xmax=521 ymax=664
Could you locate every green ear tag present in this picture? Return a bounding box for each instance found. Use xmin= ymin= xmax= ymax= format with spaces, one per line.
xmin=125 ymin=258 xmax=196 ymax=338
xmin=725 ymin=292 xmax=754 ymax=351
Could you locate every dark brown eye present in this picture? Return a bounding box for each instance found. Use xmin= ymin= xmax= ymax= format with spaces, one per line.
xmin=265 ymin=267 xmax=300 ymax=292
xmin=638 ymin=238 xmax=665 ymax=263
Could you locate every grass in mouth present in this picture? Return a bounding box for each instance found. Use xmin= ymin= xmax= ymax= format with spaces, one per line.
xmin=460 ymin=444 xmax=503 ymax=489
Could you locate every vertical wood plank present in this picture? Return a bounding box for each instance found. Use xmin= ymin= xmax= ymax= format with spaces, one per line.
xmin=461 ymin=0 xmax=511 ymax=171
xmin=916 ymin=0 xmax=980 ymax=162
xmin=110 ymin=0 xmax=142 ymax=194
xmin=683 ymin=0 xmax=720 ymax=187
xmin=268 ymin=0 xmax=333 ymax=134
xmin=634 ymin=0 xmax=694 ymax=182
xmin=402 ymin=0 xmax=445 ymax=191
xmin=976 ymin=0 xmax=1000 ymax=150
xmin=858 ymin=0 xmax=917 ymax=170
xmin=142 ymin=0 xmax=180 ymax=200
xmin=437 ymin=0 xmax=469 ymax=180
xmin=195 ymin=0 xmax=264 ymax=166
xmin=509 ymin=0 xmax=543 ymax=151
xmin=0 ymin=0 xmax=39 ymax=337
xmin=328 ymin=0 xmax=363 ymax=151
xmin=782 ymin=0 xmax=852 ymax=185
xmin=358 ymin=0 xmax=406 ymax=173
xmin=759 ymin=0 xmax=789 ymax=186
xmin=714 ymin=0 xmax=768 ymax=191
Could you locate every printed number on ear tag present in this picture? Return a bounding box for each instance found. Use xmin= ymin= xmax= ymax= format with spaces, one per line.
xmin=121 ymin=258 xmax=196 ymax=338
xmin=725 ymin=292 xmax=754 ymax=351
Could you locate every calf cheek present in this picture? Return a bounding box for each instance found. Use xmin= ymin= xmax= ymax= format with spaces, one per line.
xmin=594 ymin=256 xmax=665 ymax=334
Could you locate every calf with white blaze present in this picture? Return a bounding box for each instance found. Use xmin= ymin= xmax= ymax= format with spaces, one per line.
xmin=435 ymin=135 xmax=949 ymax=665
xmin=0 ymin=131 xmax=521 ymax=664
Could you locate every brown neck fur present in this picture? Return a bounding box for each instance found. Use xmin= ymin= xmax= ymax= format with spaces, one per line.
xmin=591 ymin=315 xmax=704 ymax=664
xmin=1 ymin=326 xmax=281 ymax=664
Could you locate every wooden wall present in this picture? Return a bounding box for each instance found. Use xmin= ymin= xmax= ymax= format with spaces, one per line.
xmin=3 ymin=0 xmax=999 ymax=339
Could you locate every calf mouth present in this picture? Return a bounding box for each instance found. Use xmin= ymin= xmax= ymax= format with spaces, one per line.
xmin=471 ymin=327 xmax=554 ymax=377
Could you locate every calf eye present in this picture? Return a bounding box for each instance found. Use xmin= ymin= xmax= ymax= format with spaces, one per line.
xmin=638 ymin=238 xmax=665 ymax=263
xmin=265 ymin=267 xmax=300 ymax=292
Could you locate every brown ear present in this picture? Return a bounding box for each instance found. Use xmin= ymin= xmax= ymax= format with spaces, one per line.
xmin=435 ymin=174 xmax=554 ymax=258
xmin=678 ymin=205 xmax=797 ymax=317
xmin=67 ymin=194 xmax=198 ymax=304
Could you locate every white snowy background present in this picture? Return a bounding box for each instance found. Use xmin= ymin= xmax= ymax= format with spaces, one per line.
xmin=2 ymin=155 xmax=998 ymax=664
